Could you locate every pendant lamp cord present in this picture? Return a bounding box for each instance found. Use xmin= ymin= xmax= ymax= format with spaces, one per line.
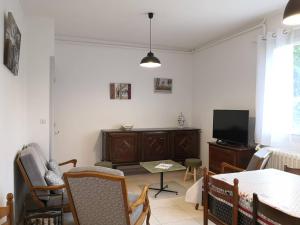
xmin=150 ymin=17 xmax=152 ymax=52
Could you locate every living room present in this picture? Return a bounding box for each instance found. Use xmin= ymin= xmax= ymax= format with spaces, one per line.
xmin=1 ymin=0 xmax=300 ymax=225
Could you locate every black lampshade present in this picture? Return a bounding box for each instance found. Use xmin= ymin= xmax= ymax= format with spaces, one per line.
xmin=140 ymin=12 xmax=161 ymax=68
xmin=140 ymin=52 xmax=161 ymax=68
xmin=283 ymin=0 xmax=300 ymax=25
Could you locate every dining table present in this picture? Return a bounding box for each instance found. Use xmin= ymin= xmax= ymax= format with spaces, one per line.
xmin=187 ymin=169 xmax=300 ymax=225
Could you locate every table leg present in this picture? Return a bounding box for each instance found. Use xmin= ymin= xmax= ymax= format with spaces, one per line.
xmin=149 ymin=172 xmax=179 ymax=198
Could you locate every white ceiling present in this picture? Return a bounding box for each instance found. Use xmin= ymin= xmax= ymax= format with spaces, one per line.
xmin=21 ymin=0 xmax=288 ymax=51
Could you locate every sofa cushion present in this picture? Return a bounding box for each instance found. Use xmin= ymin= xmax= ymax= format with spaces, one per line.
xmin=48 ymin=160 xmax=62 ymax=177
xmin=45 ymin=170 xmax=64 ymax=194
xmin=20 ymin=146 xmax=50 ymax=200
xmin=68 ymin=166 xmax=124 ymax=177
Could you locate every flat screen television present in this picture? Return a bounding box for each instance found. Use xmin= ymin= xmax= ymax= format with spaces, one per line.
xmin=213 ymin=110 xmax=249 ymax=146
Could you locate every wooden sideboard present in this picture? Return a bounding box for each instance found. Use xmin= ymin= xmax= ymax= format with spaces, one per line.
xmin=208 ymin=142 xmax=255 ymax=174
xmin=102 ymin=128 xmax=200 ymax=167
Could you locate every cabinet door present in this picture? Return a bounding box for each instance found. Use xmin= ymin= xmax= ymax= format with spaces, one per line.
xmin=173 ymin=131 xmax=198 ymax=161
xmin=142 ymin=132 xmax=169 ymax=161
xmin=108 ymin=133 xmax=138 ymax=164
xmin=209 ymin=145 xmax=236 ymax=174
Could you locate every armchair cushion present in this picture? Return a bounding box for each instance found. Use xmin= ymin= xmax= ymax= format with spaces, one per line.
xmin=48 ymin=160 xmax=62 ymax=177
xmin=28 ymin=143 xmax=48 ymax=166
xmin=128 ymin=193 xmax=144 ymax=225
xmin=46 ymin=191 xmax=69 ymax=207
xmin=45 ymin=170 xmax=64 ymax=194
xmin=19 ymin=146 xmax=50 ymax=200
xmin=246 ymin=148 xmax=272 ymax=171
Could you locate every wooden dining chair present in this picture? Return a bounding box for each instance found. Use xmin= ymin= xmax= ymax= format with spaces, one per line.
xmin=203 ymin=167 xmax=239 ymax=225
xmin=252 ymin=193 xmax=300 ymax=225
xmin=284 ymin=165 xmax=300 ymax=175
xmin=0 ymin=193 xmax=13 ymax=225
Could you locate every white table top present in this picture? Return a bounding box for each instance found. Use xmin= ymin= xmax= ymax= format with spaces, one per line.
xmin=213 ymin=169 xmax=300 ymax=217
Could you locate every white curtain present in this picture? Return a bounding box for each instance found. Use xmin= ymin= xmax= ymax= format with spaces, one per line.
xmin=256 ymin=29 xmax=297 ymax=150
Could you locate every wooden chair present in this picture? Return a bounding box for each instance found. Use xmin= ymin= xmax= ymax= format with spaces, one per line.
xmin=203 ymin=167 xmax=239 ymax=225
xmin=284 ymin=165 xmax=300 ymax=175
xmin=0 ymin=193 xmax=13 ymax=225
xmin=64 ymin=166 xmax=151 ymax=225
xmin=221 ymin=148 xmax=272 ymax=173
xmin=252 ymin=193 xmax=300 ymax=225
xmin=16 ymin=144 xmax=77 ymax=211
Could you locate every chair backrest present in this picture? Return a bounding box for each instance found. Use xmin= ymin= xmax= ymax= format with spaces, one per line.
xmin=16 ymin=145 xmax=49 ymax=207
xmin=203 ymin=167 xmax=239 ymax=225
xmin=246 ymin=148 xmax=272 ymax=171
xmin=0 ymin=193 xmax=13 ymax=225
xmin=252 ymin=193 xmax=300 ymax=225
xmin=284 ymin=165 xmax=300 ymax=175
xmin=63 ymin=166 xmax=129 ymax=225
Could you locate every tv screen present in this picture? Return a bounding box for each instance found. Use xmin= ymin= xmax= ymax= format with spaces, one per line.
xmin=213 ymin=110 xmax=249 ymax=146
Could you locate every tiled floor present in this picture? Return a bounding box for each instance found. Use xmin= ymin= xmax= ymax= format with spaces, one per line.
xmin=126 ymin=170 xmax=215 ymax=225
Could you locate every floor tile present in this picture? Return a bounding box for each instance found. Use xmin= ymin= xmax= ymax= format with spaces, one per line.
xmin=151 ymin=205 xmax=194 ymax=224
xmin=163 ymin=218 xmax=201 ymax=225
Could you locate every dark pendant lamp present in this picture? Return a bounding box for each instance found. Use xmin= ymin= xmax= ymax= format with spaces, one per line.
xmin=283 ymin=0 xmax=300 ymax=26
xmin=140 ymin=12 xmax=161 ymax=68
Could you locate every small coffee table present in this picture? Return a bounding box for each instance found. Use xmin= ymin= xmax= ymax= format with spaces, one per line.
xmin=140 ymin=160 xmax=186 ymax=198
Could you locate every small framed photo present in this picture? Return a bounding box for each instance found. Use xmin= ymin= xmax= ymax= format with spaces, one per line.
xmin=110 ymin=83 xmax=131 ymax=99
xmin=154 ymin=78 xmax=172 ymax=93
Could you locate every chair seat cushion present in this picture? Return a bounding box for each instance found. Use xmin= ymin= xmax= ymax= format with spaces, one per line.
xmin=46 ymin=191 xmax=69 ymax=207
xmin=128 ymin=193 xmax=144 ymax=225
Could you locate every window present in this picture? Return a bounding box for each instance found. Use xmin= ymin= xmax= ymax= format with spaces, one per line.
xmin=293 ymin=45 xmax=300 ymax=133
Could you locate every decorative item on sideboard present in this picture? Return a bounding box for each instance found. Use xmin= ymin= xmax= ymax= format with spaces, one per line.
xmin=178 ymin=112 xmax=185 ymax=128
xmin=121 ymin=123 xmax=134 ymax=131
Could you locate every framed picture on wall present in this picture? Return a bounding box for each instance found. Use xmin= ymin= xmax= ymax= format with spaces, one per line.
xmin=4 ymin=12 xmax=21 ymax=76
xmin=154 ymin=78 xmax=172 ymax=93
xmin=110 ymin=83 xmax=131 ymax=99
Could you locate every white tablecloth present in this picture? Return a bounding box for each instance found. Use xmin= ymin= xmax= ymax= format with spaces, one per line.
xmin=185 ymin=169 xmax=300 ymax=218
xmin=185 ymin=178 xmax=203 ymax=204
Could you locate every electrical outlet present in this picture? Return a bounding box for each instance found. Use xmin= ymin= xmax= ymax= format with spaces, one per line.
xmin=40 ymin=119 xmax=47 ymax=124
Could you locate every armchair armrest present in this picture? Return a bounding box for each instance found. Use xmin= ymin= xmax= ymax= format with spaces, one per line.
xmin=128 ymin=186 xmax=149 ymax=213
xmin=221 ymin=162 xmax=244 ymax=173
xmin=32 ymin=185 xmax=65 ymax=191
xmin=59 ymin=159 xmax=77 ymax=167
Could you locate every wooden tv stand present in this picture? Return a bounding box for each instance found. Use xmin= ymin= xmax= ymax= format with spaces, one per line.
xmin=208 ymin=142 xmax=255 ymax=174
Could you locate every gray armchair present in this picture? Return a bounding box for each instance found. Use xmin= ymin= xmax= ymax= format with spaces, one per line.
xmin=17 ymin=143 xmax=77 ymax=211
xmin=221 ymin=148 xmax=272 ymax=173
xmin=63 ymin=166 xmax=151 ymax=225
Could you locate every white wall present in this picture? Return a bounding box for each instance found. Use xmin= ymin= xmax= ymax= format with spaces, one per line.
xmin=192 ymin=29 xmax=260 ymax=166
xmin=26 ymin=17 xmax=55 ymax=159
xmin=0 ymin=2 xmax=55 ymax=222
xmin=54 ymin=42 xmax=194 ymax=166
xmin=0 ymin=0 xmax=28 ymax=205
